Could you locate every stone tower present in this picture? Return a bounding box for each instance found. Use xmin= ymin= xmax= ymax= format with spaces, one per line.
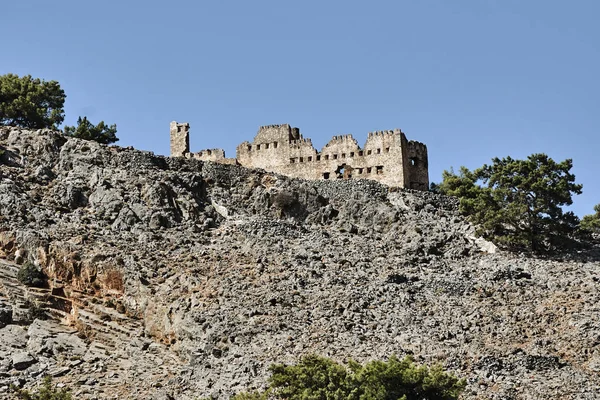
xmin=170 ymin=121 xmax=190 ymax=157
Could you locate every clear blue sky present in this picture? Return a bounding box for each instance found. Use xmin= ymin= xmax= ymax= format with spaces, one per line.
xmin=3 ymin=1 xmax=599 ymax=216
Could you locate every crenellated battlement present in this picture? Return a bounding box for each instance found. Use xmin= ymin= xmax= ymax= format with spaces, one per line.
xmin=259 ymin=124 xmax=289 ymax=130
xmin=289 ymin=138 xmax=313 ymax=145
xmin=170 ymin=121 xmax=429 ymax=190
xmin=367 ymin=129 xmax=402 ymax=137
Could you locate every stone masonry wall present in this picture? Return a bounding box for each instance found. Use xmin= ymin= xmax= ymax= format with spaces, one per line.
xmin=169 ymin=122 xmax=189 ymax=157
xmin=170 ymin=122 xmax=429 ymax=189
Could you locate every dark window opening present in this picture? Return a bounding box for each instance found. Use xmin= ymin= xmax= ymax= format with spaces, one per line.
xmin=317 ymin=155 xmax=321 ymax=161
xmin=265 ymin=143 xmax=270 ymax=149
xmin=358 ymin=151 xmax=364 ymax=156
xmin=290 ymin=158 xmax=295 ymax=163
xmin=323 ymin=172 xmax=330 ymax=179
xmin=410 ymin=157 xmax=417 ymax=166
xmin=308 ymin=156 xmax=313 ymax=161
xmin=358 ymin=168 xmax=363 ymax=174
xmin=257 ymin=144 xmax=261 ymax=150
xmin=342 ymin=153 xmax=346 ymax=158
xmin=350 ymin=152 xmax=355 ymax=157
xmin=247 ymin=145 xmax=251 ymax=151
xmin=385 ymin=147 xmax=390 ymax=153
xmin=325 ymin=155 xmax=330 ymax=160
xmin=333 ymin=154 xmax=338 ymax=160
xmin=335 ymin=164 xmax=353 ymax=180
xmin=367 ymin=150 xmax=372 ymax=155
xmin=274 ymin=142 xmax=278 ymax=148
xmin=367 ymin=167 xmax=372 ymax=173
xmin=376 ymin=165 xmax=383 ymax=175
xmin=377 ymin=148 xmax=381 ymax=154
xmin=299 ymin=157 xmax=304 ymax=162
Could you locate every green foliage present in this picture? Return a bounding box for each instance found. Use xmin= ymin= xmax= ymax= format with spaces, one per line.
xmin=436 ymin=154 xmax=582 ymax=252
xmin=0 ymin=73 xmax=65 ymax=129
xmin=580 ymin=204 xmax=600 ymax=234
xmin=17 ymin=262 xmax=46 ymax=288
xmin=235 ymin=355 xmax=465 ymax=400
xmin=24 ymin=298 xmax=47 ymax=321
xmin=12 ymin=376 xmax=72 ymax=400
xmin=63 ymin=116 xmax=118 ymax=144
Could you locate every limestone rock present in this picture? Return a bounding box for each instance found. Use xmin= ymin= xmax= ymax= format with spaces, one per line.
xmin=12 ymin=352 xmax=36 ymax=371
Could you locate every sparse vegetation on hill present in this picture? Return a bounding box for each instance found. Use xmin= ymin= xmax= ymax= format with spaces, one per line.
xmin=581 ymin=203 xmax=600 ymax=235
xmin=0 ymin=73 xmax=66 ymax=129
xmin=12 ymin=376 xmax=72 ymax=400
xmin=17 ymin=262 xmax=45 ymax=288
xmin=436 ymin=153 xmax=583 ymax=252
xmin=234 ymin=355 xmax=465 ymax=400
xmin=64 ymin=116 xmax=118 ymax=144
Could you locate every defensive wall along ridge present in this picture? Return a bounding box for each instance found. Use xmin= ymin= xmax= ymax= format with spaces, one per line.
xmin=169 ymin=121 xmax=429 ymax=190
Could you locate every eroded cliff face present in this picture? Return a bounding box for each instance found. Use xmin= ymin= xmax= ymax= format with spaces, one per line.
xmin=0 ymin=126 xmax=599 ymax=399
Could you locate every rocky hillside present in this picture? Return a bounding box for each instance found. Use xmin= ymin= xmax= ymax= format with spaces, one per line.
xmin=0 ymin=126 xmax=599 ymax=399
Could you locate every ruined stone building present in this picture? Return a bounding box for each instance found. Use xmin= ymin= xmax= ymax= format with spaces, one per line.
xmin=169 ymin=121 xmax=429 ymax=190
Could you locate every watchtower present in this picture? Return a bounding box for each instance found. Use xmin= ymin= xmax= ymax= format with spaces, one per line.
xmin=170 ymin=121 xmax=190 ymax=156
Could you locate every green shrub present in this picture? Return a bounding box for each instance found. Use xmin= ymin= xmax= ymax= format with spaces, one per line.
xmin=12 ymin=376 xmax=72 ymax=400
xmin=235 ymin=354 xmax=466 ymax=400
xmin=17 ymin=263 xmax=45 ymax=288
xmin=24 ymin=299 xmax=46 ymax=321
xmin=63 ymin=116 xmax=118 ymax=144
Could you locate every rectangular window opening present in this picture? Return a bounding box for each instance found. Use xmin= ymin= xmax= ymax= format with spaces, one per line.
xmin=290 ymin=158 xmax=295 ymax=163
xmin=257 ymin=144 xmax=261 ymax=150
xmin=247 ymin=145 xmax=251 ymax=151
xmin=358 ymin=151 xmax=364 ymax=156
xmin=342 ymin=153 xmax=346 ymax=158
xmin=367 ymin=167 xmax=372 ymax=174
xmin=377 ymin=148 xmax=381 ymax=154
xmin=308 ymin=156 xmax=313 ymax=162
xmin=333 ymin=154 xmax=338 ymax=160
xmin=274 ymin=142 xmax=278 ymax=148
xmin=385 ymin=147 xmax=390 ymax=153
xmin=367 ymin=150 xmax=372 ymax=155
xmin=323 ymin=172 xmax=330 ymax=179
xmin=358 ymin=168 xmax=363 ymax=174
xmin=299 ymin=157 xmax=304 ymax=163
xmin=350 ymin=152 xmax=355 ymax=157
xmin=325 ymin=155 xmax=330 ymax=160
xmin=317 ymin=155 xmax=321 ymax=161
xmin=376 ymin=165 xmax=383 ymax=175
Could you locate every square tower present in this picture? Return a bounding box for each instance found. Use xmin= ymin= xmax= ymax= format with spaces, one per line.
xmin=170 ymin=121 xmax=190 ymax=157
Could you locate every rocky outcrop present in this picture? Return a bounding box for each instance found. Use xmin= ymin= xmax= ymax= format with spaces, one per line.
xmin=0 ymin=126 xmax=599 ymax=399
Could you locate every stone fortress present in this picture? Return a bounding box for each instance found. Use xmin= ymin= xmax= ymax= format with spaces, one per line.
xmin=170 ymin=121 xmax=429 ymax=190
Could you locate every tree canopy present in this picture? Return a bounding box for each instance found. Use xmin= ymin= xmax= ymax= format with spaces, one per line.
xmin=233 ymin=354 xmax=465 ymax=400
xmin=436 ymin=154 xmax=582 ymax=252
xmin=64 ymin=116 xmax=118 ymax=144
xmin=581 ymin=204 xmax=600 ymax=235
xmin=0 ymin=73 xmax=66 ymax=129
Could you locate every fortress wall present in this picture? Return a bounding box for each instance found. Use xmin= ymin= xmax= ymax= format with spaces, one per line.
xmin=170 ymin=121 xmax=428 ymax=190
xmin=237 ymin=125 xmax=301 ymax=169
xmin=406 ymin=141 xmax=429 ymax=190
xmin=237 ymin=139 xmax=290 ymax=169
xmin=190 ymin=149 xmax=227 ymax=162
xmin=252 ymin=124 xmax=297 ymax=144
xmin=270 ymin=131 xmax=409 ymax=186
